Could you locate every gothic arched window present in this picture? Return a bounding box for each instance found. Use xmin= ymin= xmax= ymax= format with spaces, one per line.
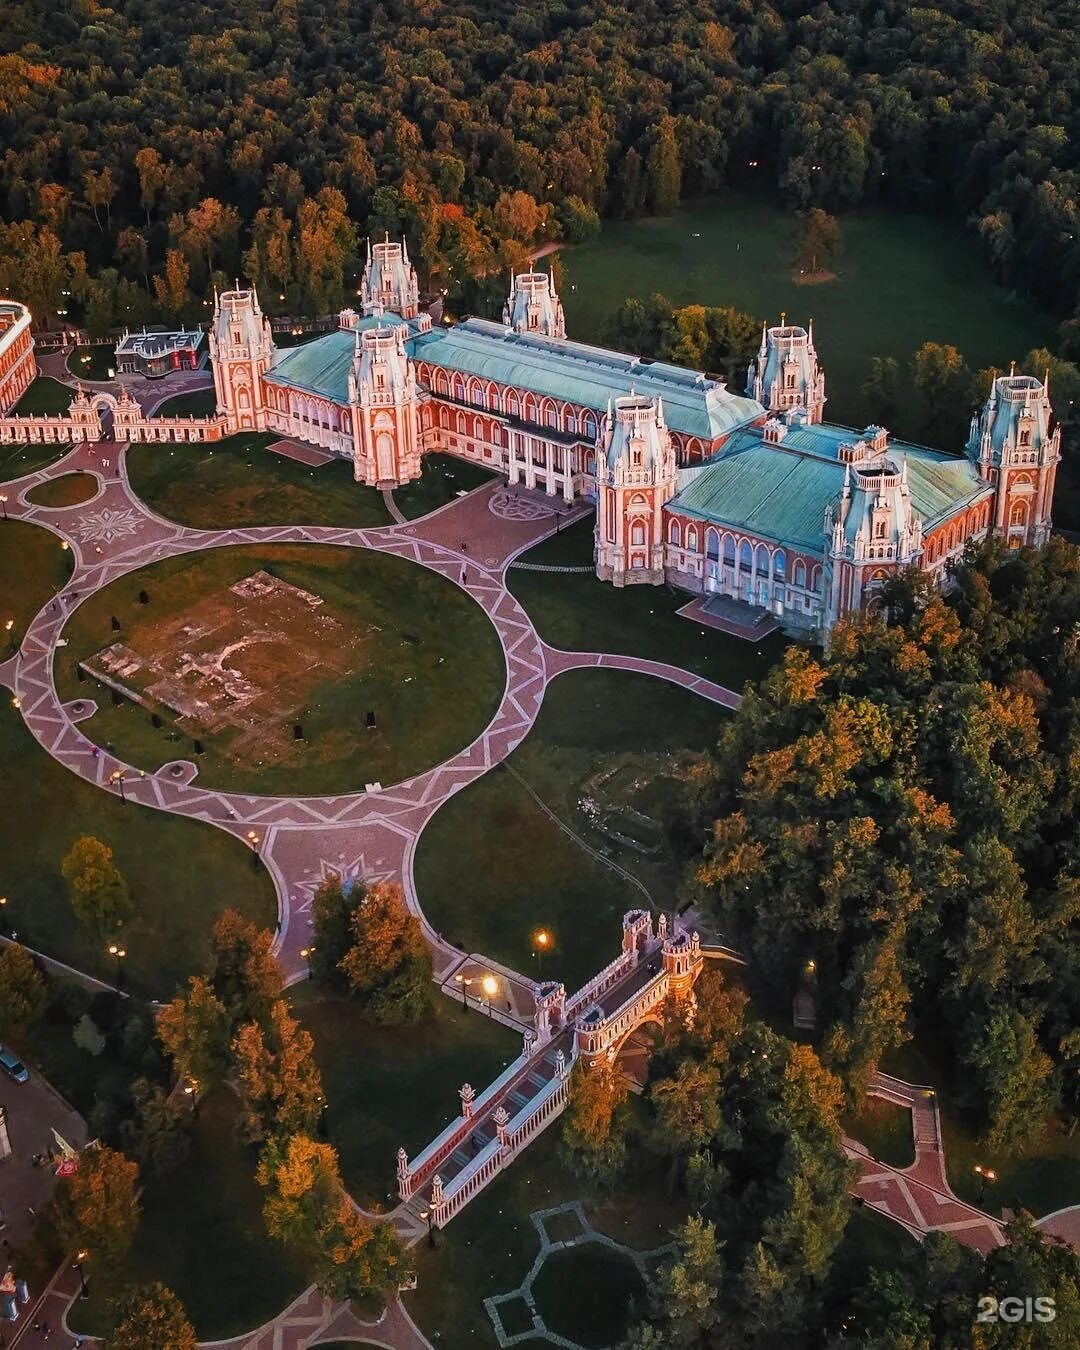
xmin=774 ymin=549 xmax=786 ymax=580
xmin=723 ymin=535 xmax=735 ymax=566
xmin=739 ymin=541 xmax=753 ymax=572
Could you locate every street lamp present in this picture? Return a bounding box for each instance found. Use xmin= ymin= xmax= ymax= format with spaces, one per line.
xmin=0 ymin=494 xmax=7 ymax=521
xmin=107 ymin=942 xmax=127 ymax=990
xmin=0 ymin=896 xmax=7 ymax=935
xmin=419 ymin=1208 xmax=436 ymax=1248
xmin=481 ymin=973 xmax=498 ymax=1016
xmin=973 ymin=1164 xmax=997 ymax=1206
xmin=300 ymin=945 xmax=315 ymax=978
xmin=533 ymin=929 xmax=552 ymax=974
xmin=73 ymin=1249 xmax=90 ymax=1299
xmin=247 ymin=830 xmax=261 ymax=869
xmin=109 ymin=768 xmax=127 ymax=803
xmin=455 ymin=973 xmax=474 ymax=1008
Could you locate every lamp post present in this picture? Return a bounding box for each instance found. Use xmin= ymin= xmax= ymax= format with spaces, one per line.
xmin=300 ymin=945 xmax=315 ymax=979
xmin=455 ymin=973 xmax=474 ymax=1008
xmin=73 ymin=1250 xmax=90 ymax=1300
xmin=0 ymin=495 xmax=7 ymax=521
xmin=973 ymin=1164 xmax=997 ymax=1206
xmin=4 ymin=620 xmax=13 ymax=651
xmin=107 ymin=942 xmax=127 ymax=990
xmin=532 ymin=929 xmax=552 ymax=975
xmin=109 ymin=768 xmax=127 ymax=803
xmin=0 ymin=896 xmax=7 ymax=936
xmin=247 ymin=830 xmax=261 ymax=869
xmin=481 ymin=973 xmax=498 ymax=1016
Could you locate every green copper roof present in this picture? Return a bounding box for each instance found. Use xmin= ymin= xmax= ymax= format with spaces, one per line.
xmin=266 ymin=329 xmax=355 ymax=402
xmin=411 ymin=319 xmax=764 ymax=440
xmin=670 ymin=422 xmax=992 ymax=550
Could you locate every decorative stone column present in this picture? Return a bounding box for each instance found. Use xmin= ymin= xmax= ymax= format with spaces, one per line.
xmin=494 ymin=1105 xmax=510 ymax=1149
xmin=396 ymin=1146 xmax=411 ymax=1201
xmin=555 ymin=1049 xmax=568 ymax=1080
xmin=430 ymin=1173 xmax=445 ymax=1227
xmin=459 ymin=1083 xmax=476 ymax=1120
xmin=534 ymin=980 xmax=566 ymax=1045
xmin=621 ymin=909 xmax=652 ymax=962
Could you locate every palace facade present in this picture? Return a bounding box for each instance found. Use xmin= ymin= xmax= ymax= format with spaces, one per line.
xmin=0 ymin=237 xmax=1061 ymax=640
xmin=209 ymin=238 xmax=1060 ymax=636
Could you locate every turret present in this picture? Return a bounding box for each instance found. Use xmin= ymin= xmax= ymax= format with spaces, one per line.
xmin=966 ymin=370 xmax=1060 ymax=546
xmin=746 ymin=318 xmax=826 ymax=424
xmin=360 ymin=236 xmax=420 ymax=320
xmin=502 ymin=270 xmax=566 ymax=339
xmin=594 ymin=394 xmax=677 ymax=586
xmin=209 ymin=286 xmax=274 ymax=432
xmin=347 ymin=324 xmax=422 ymax=486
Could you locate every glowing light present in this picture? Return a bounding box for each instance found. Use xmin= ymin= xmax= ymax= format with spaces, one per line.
xmin=481 ymin=974 xmax=498 ymax=999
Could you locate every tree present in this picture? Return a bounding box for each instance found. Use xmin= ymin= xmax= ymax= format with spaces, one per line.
xmin=911 ymin=342 xmax=976 ymax=444
xmin=84 ymin=167 xmax=117 ymax=232
xmin=155 ymin=976 xmax=232 ymax=1090
xmin=257 ymin=1134 xmax=411 ymax=1301
xmin=794 ymin=207 xmax=842 ymax=274
xmin=649 ymin=1060 xmax=722 ymax=1192
xmin=152 ymin=248 xmax=191 ymax=323
xmin=61 ymin=836 xmax=133 ymax=934
xmin=646 ymin=1215 xmax=724 ymax=1348
xmin=646 ymin=116 xmax=682 ymax=214
xmin=310 ymin=875 xmax=362 ymax=988
xmin=104 ymin=1283 xmax=196 ymax=1350
xmin=862 ymin=356 xmax=901 ymax=422
xmin=560 ymin=1062 xmax=631 ymax=1186
xmin=958 ymin=1007 xmax=1057 ymax=1152
xmin=134 ymin=147 xmax=168 ymax=226
xmin=338 ymin=883 xmax=433 ymax=1024
xmin=208 ymin=909 xmax=282 ymax=1027
xmin=0 ymin=944 xmax=46 ymax=1029
xmin=55 ymin=1143 xmax=140 ymax=1279
xmin=232 ymin=1000 xmax=324 ymax=1141
xmin=119 ymin=1078 xmax=191 ymax=1177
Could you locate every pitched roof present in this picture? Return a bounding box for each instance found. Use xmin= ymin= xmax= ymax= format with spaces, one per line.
xmin=411 ymin=319 xmax=764 ymax=440
xmin=670 ymin=422 xmax=992 ymax=552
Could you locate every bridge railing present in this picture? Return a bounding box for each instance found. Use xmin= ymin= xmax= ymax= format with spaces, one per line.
xmin=565 ymin=940 xmax=659 ymax=1021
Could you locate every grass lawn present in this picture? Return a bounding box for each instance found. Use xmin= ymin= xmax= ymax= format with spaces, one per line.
xmin=153 ymin=388 xmax=216 ymax=417
xmin=882 ymin=1038 xmax=1080 ymax=1219
xmin=55 ymin=543 xmax=505 ymax=795
xmin=25 ymin=472 xmax=98 ymax=508
xmin=509 ymin=528 xmax=789 ymax=690
xmin=67 ymin=344 xmax=115 ymax=381
xmin=13 ymin=376 xmax=73 ymax=416
xmin=293 ymin=988 xmax=518 ymax=1209
xmin=0 ymin=518 xmax=73 ymax=644
xmin=405 ymin=1126 xmax=684 ymax=1349
xmin=392 ymin=452 xmax=497 ymax=520
xmin=510 ymin=513 xmax=595 ymax=568
xmin=531 ymin=1244 xmax=645 ymax=1347
xmin=559 ymin=194 xmax=1054 ymax=434
xmin=0 ymin=701 xmax=276 ymax=996
xmin=68 ymin=1090 xmax=307 ymax=1341
xmin=127 ymin=433 xmax=393 ymax=530
xmin=842 ymin=1096 xmax=916 ymax=1169
xmin=415 ymin=668 xmax=729 ymax=990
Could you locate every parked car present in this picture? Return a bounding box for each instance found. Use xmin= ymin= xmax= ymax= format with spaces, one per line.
xmin=0 ymin=1045 xmax=29 ymax=1083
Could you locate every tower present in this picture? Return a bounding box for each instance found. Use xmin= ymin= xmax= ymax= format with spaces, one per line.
xmin=594 ymin=394 xmax=677 ymax=586
xmin=209 ymin=286 xmax=274 ymax=432
xmin=347 ymin=324 xmax=422 ymax=487
xmin=746 ymin=319 xmax=826 ymax=424
xmin=502 ymin=270 xmax=566 ymax=339
xmin=822 ymin=438 xmax=924 ymax=634
xmin=965 ymin=369 xmax=1060 ymax=547
xmin=360 ymin=236 xmax=420 ymax=320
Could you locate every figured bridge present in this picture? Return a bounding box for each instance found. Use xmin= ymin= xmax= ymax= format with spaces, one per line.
xmin=395 ymin=910 xmax=704 ymax=1233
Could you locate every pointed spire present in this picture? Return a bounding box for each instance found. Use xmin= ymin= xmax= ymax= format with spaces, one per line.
xmin=1009 ymin=359 xmax=1016 ymax=377
xmin=758 ymin=320 xmax=768 ymax=358
xmin=1044 ymin=366 xmax=1051 ymax=398
xmin=780 ymin=310 xmax=787 ymax=328
xmin=657 ymin=395 xmax=664 ymax=426
xmin=807 ymin=317 xmax=815 ymax=348
xmin=842 ymin=463 xmax=851 ymax=498
xmin=401 ymin=234 xmax=410 ymax=264
xmin=366 ymin=236 xmax=372 ymax=263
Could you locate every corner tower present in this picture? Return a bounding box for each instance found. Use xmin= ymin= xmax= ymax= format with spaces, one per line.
xmin=503 ymin=270 xmax=566 ymax=339
xmin=746 ymin=319 xmax=826 ymax=424
xmin=595 ymin=394 xmax=677 ymax=586
xmin=209 ymin=286 xmax=274 ymax=432
xmin=347 ymin=324 xmax=422 ymax=487
xmin=360 ymin=236 xmax=420 ymax=320
xmin=966 ymin=369 xmax=1060 ymax=547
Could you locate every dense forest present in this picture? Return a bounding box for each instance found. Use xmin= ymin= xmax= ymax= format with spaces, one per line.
xmin=2 ymin=0 xmax=1079 ymax=331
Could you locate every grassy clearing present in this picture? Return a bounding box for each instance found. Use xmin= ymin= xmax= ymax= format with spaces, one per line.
xmin=293 ymin=988 xmax=518 ymax=1210
xmin=560 ymin=194 xmax=1054 ymax=435
xmin=531 ymin=1244 xmax=645 ymax=1347
xmin=882 ymin=1038 xmax=1080 ymax=1219
xmin=842 ymin=1096 xmax=916 ymax=1169
xmin=0 ymin=701 xmax=276 ymax=997
xmin=67 ymin=1090 xmax=307 ymax=1340
xmin=126 ymin=433 xmax=392 ymax=530
xmin=13 ymin=376 xmax=73 ymax=416
xmin=416 ymin=668 xmax=729 ymax=990
xmin=67 ymin=344 xmax=116 ymax=381
xmin=393 ymin=451 xmax=497 ymax=520
xmin=509 ymin=532 xmax=788 ymax=690
xmin=153 ymin=388 xmax=216 ymax=417
xmin=0 ymin=518 xmax=73 ymax=644
xmin=55 ymin=543 xmax=505 ymax=795
xmin=25 ymin=472 xmax=98 ymax=508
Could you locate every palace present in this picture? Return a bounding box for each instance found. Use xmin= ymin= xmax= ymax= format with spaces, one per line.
xmin=0 ymin=237 xmax=1061 ymax=639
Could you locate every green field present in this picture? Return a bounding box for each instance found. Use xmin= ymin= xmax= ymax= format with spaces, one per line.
xmin=415 ymin=667 xmax=728 ymax=990
xmin=509 ymin=517 xmax=788 ymax=689
xmin=153 ymin=388 xmax=216 ymax=417
xmin=13 ymin=375 xmax=74 ymax=416
xmin=0 ymin=518 xmax=73 ymax=645
xmin=559 ymin=195 xmax=1055 ymax=436
xmin=842 ymin=1095 xmax=916 ymax=1170
xmin=294 ymin=988 xmax=518 ymax=1209
xmin=127 ymin=433 xmax=393 ymax=530
xmin=392 ymin=451 xmax=497 ymax=520
xmin=25 ymin=472 xmax=98 ymax=508
xmin=55 ymin=543 xmax=505 ymax=795
xmin=67 ymin=1090 xmax=307 ymax=1340
xmin=0 ymin=702 xmax=276 ymax=995
xmin=68 ymin=344 xmax=116 ymax=381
